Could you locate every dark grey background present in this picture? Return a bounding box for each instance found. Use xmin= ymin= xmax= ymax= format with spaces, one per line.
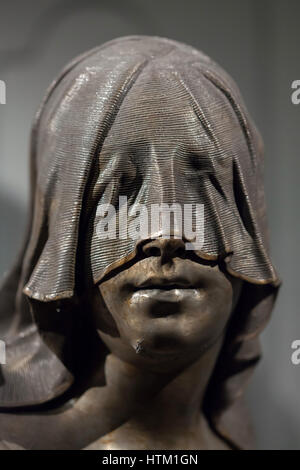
xmin=0 ymin=0 xmax=299 ymax=449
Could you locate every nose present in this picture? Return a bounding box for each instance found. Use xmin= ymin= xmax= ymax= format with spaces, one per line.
xmin=142 ymin=238 xmax=186 ymax=261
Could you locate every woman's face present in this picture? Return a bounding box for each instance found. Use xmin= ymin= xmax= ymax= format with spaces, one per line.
xmin=88 ymin=78 xmax=244 ymax=373
xmin=91 ymin=240 xmax=242 ymax=373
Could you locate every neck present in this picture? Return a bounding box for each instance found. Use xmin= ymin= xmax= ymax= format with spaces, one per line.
xmin=98 ymin=338 xmax=224 ymax=449
xmin=135 ymin=348 xmax=218 ymax=430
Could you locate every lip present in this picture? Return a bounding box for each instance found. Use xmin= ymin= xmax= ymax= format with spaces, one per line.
xmin=135 ymin=276 xmax=193 ymax=290
xmin=130 ymin=287 xmax=202 ymax=305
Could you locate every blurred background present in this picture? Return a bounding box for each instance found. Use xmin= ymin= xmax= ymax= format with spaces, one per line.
xmin=0 ymin=0 xmax=299 ymax=449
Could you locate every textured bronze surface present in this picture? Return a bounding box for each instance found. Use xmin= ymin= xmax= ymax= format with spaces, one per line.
xmin=0 ymin=36 xmax=280 ymax=450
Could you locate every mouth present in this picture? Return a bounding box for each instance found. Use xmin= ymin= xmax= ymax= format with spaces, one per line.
xmin=135 ymin=277 xmax=194 ymax=291
xmin=131 ymin=277 xmax=201 ymax=305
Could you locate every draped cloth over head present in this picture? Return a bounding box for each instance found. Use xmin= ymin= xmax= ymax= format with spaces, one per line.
xmin=0 ymin=36 xmax=280 ymax=449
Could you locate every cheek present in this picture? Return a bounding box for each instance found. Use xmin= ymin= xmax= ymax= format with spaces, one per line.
xmin=207 ymin=278 xmax=233 ymax=317
xmin=193 ymin=280 xmax=233 ymax=340
xmin=99 ymin=280 xmax=132 ymax=333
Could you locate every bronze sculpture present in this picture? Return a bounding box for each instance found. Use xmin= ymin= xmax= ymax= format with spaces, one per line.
xmin=0 ymin=36 xmax=280 ymax=450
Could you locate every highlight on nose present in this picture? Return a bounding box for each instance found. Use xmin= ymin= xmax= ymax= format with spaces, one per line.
xmin=142 ymin=238 xmax=186 ymax=260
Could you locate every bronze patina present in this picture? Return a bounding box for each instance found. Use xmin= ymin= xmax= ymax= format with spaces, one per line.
xmin=0 ymin=36 xmax=280 ymax=450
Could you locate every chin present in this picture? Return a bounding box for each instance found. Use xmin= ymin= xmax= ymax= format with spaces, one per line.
xmin=98 ymin=303 xmax=226 ymax=374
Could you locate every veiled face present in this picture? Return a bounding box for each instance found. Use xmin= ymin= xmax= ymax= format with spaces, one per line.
xmin=89 ymin=84 xmax=242 ymax=372
xmin=88 ymin=69 xmax=238 ymax=285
